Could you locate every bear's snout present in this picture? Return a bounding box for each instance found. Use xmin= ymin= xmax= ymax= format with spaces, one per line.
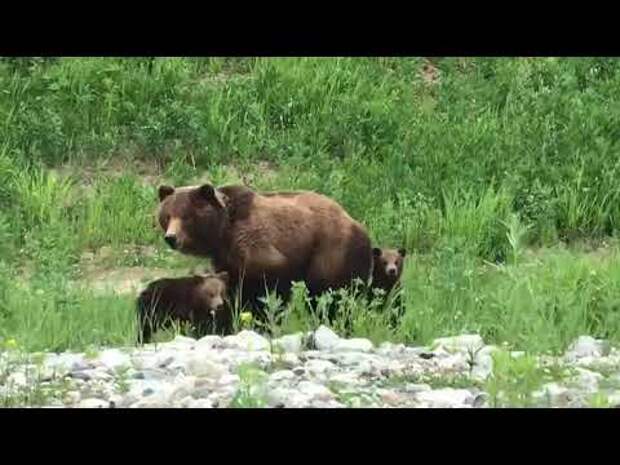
xmin=164 ymin=234 xmax=178 ymax=249
xmin=386 ymin=265 xmax=397 ymax=276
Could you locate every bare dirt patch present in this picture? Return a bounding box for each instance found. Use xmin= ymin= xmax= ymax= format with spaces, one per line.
xmin=51 ymin=157 xmax=163 ymax=189
xmin=81 ymin=266 xmax=174 ymax=296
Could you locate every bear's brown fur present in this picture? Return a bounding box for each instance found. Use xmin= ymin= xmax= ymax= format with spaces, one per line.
xmin=156 ymin=183 xmax=373 ymax=313
xmin=371 ymin=247 xmax=406 ymax=293
xmin=136 ymin=271 xmax=230 ymax=343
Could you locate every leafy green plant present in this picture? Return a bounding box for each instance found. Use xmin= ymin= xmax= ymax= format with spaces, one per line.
xmin=230 ymin=363 xmax=268 ymax=408
xmin=485 ymin=350 xmax=545 ymax=407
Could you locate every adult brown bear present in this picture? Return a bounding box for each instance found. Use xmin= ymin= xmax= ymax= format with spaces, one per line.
xmin=156 ymin=183 xmax=372 ymax=316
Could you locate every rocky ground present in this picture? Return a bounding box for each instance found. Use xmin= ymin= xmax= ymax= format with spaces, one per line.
xmin=1 ymin=327 xmax=620 ymax=408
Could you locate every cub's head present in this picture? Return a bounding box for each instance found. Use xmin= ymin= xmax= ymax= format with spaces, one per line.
xmin=372 ymin=247 xmax=406 ymax=283
xmin=196 ymin=271 xmax=229 ymax=317
xmin=157 ymin=183 xmax=230 ymax=256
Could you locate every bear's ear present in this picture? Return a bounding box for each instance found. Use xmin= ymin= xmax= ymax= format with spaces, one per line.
xmin=216 ymin=271 xmax=229 ymax=284
xmin=158 ymin=185 xmax=175 ymax=202
xmin=398 ymin=248 xmax=407 ymax=257
xmin=198 ymin=183 xmax=227 ymax=209
xmin=372 ymin=247 xmax=382 ymax=258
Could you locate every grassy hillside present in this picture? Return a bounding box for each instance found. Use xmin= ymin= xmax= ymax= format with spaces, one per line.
xmin=1 ymin=57 xmax=620 ymax=353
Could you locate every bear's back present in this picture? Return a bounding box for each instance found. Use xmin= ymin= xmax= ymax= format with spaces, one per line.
xmin=138 ymin=276 xmax=202 ymax=316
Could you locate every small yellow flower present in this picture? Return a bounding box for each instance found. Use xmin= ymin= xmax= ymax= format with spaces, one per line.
xmin=240 ymin=312 xmax=253 ymax=326
xmin=4 ymin=338 xmax=17 ymax=350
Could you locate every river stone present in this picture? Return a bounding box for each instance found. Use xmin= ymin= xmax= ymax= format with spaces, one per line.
xmin=223 ymin=331 xmax=270 ymax=351
xmin=332 ymin=338 xmax=374 ymax=353
xmin=312 ymin=325 xmax=340 ymax=351
xmin=272 ymin=333 xmax=303 ymax=353
xmin=432 ymin=334 xmax=484 ymax=353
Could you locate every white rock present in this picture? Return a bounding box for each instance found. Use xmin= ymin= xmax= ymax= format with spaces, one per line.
xmin=565 ymin=336 xmax=611 ymax=362
xmin=436 ymin=353 xmax=469 ymax=372
xmin=63 ymin=391 xmax=81 ymax=405
xmin=130 ymin=398 xmax=168 ymax=408
xmin=332 ymin=338 xmax=374 ymax=352
xmin=297 ymin=381 xmax=335 ymax=401
xmin=78 ymin=398 xmax=109 ymax=408
xmin=7 ymin=372 xmax=28 ymax=388
xmin=405 ymin=347 xmax=434 ymax=358
xmin=607 ymin=391 xmax=620 ymax=407
xmin=98 ymin=349 xmax=131 ymax=372
xmin=185 ymin=355 xmax=227 ymax=379
xmin=304 ymin=359 xmax=337 ymax=377
xmin=415 ymin=388 xmax=475 ymax=408
xmin=272 ymin=333 xmax=303 ymax=353
xmin=534 ymin=383 xmax=572 ymax=406
xmin=226 ymin=351 xmax=273 ymax=370
xmin=217 ymin=374 xmax=241 ymax=386
xmin=310 ymin=399 xmax=346 ymax=408
xmin=377 ymin=342 xmax=406 ymax=355
xmin=149 ymin=350 xmax=178 ymax=369
xmin=169 ymin=376 xmax=197 ymax=401
xmin=189 ymin=398 xmax=213 ymax=408
xmin=570 ymin=367 xmax=603 ymax=393
xmin=269 ymin=370 xmax=297 ymax=383
xmin=471 ymin=346 xmax=499 ymax=381
xmin=356 ymin=361 xmax=381 ymax=377
xmin=377 ymin=389 xmax=404 ymax=405
xmin=107 ymin=394 xmax=125 ymax=408
xmin=132 ymin=368 xmax=168 ymax=381
xmin=174 ymin=334 xmax=196 ymax=343
xmin=177 ymin=396 xmax=195 ymax=408
xmin=329 ymin=372 xmax=363 ymax=386
xmin=266 ymin=387 xmax=297 ymax=407
xmin=432 ymin=334 xmax=484 ymax=353
xmin=327 ymin=352 xmax=385 ymax=376
xmin=313 ymin=325 xmax=340 ymax=351
xmin=329 ymin=352 xmax=382 ymax=366
xmin=196 ymin=335 xmax=223 ymax=350
xmin=223 ymin=331 xmax=270 ymax=351
xmin=473 ymin=392 xmax=489 ymax=408
xmin=404 ymin=383 xmax=432 ymax=393
xmin=573 ymin=355 xmax=619 ymax=371
xmin=78 ymin=368 xmax=113 ymax=382
xmin=46 ymin=353 xmax=89 ymax=374
xmin=277 ymin=353 xmax=301 ymax=369
xmin=169 ymin=335 xmax=196 ymax=348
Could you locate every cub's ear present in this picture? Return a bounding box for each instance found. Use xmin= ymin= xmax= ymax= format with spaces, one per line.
xmin=216 ymin=271 xmax=229 ymax=284
xmin=398 ymin=248 xmax=407 ymax=257
xmin=198 ymin=183 xmax=227 ymax=209
xmin=158 ymin=185 xmax=175 ymax=202
xmin=372 ymin=247 xmax=382 ymax=258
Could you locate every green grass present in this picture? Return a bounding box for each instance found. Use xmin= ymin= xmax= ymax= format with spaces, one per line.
xmin=1 ymin=57 xmax=620 ymax=356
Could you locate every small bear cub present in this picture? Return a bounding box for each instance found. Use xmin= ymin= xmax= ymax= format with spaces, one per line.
xmin=136 ymin=271 xmax=230 ymax=344
xmin=371 ymin=247 xmax=406 ymax=293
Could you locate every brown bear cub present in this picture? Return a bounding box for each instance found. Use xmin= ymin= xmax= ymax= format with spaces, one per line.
xmin=136 ymin=271 xmax=230 ymax=344
xmin=371 ymin=247 xmax=406 ymax=293
xmin=370 ymin=247 xmax=407 ymax=326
